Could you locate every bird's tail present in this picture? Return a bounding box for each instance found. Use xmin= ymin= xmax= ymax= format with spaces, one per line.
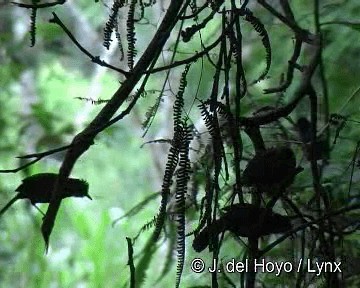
xmin=0 ymin=195 xmax=20 ymax=218
xmin=192 ymin=219 xmax=226 ymax=252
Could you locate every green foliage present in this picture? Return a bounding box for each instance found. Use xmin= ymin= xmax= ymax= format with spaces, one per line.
xmin=0 ymin=1 xmax=360 ymax=287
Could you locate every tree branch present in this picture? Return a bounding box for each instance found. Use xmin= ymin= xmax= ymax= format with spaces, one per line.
xmin=41 ymin=0 xmax=188 ymax=250
xmin=0 ymin=145 xmax=72 ymax=173
xmin=239 ymin=35 xmax=321 ymax=127
xmin=49 ymin=14 xmax=130 ymax=78
xmin=12 ymin=0 xmax=66 ymax=9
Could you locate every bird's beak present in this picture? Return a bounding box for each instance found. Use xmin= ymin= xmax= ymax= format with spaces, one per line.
xmin=86 ymin=194 xmax=93 ymax=200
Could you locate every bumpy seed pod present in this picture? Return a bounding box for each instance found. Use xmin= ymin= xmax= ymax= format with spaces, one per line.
xmin=192 ymin=203 xmax=292 ymax=252
xmin=0 ymin=173 xmax=91 ymax=217
xmin=242 ymin=147 xmax=300 ymax=189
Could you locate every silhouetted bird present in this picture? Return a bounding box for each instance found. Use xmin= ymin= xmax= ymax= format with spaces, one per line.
xmin=0 ymin=173 xmax=91 ymax=217
xmin=192 ymin=203 xmax=292 ymax=252
xmin=243 ymin=147 xmax=301 ymax=190
xmin=296 ymin=117 xmax=327 ymax=160
xmin=297 ymin=117 xmax=312 ymax=143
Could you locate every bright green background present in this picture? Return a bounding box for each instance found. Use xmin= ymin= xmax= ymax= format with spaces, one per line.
xmin=0 ymin=1 xmax=359 ymax=287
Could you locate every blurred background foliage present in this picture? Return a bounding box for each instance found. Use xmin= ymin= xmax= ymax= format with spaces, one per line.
xmin=0 ymin=0 xmax=359 ymax=287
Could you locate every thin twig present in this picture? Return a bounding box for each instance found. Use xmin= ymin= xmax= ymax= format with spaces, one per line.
xmin=126 ymin=237 xmax=136 ymax=288
xmin=257 ymin=0 xmax=312 ymax=43
xmin=49 ymin=14 xmax=130 ymax=78
xmin=264 ymin=37 xmax=302 ymax=94
xmin=239 ymin=35 xmax=320 ymax=127
xmin=259 ymin=203 xmax=360 ymax=257
xmin=12 ymin=0 xmax=65 ymax=8
xmin=0 ymin=145 xmax=72 ymax=173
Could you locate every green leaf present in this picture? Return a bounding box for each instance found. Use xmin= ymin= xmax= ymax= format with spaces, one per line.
xmin=135 ymin=236 xmax=158 ymax=288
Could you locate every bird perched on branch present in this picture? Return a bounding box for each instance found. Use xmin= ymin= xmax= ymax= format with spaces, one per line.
xmin=296 ymin=117 xmax=327 ymax=161
xmin=0 ymin=173 xmax=91 ymax=217
xmin=242 ymin=146 xmax=302 ymax=191
xmin=192 ymin=203 xmax=292 ymax=252
xmin=297 ymin=117 xmax=312 ymax=143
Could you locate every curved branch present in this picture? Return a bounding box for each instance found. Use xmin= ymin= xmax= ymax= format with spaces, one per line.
xmin=239 ymin=36 xmax=321 ymax=126
xmin=0 ymin=145 xmax=72 ymax=173
xmin=49 ymin=14 xmax=130 ymax=78
xmin=12 ymin=0 xmax=66 ymax=9
xmin=41 ymin=0 xmax=188 ymax=250
xmin=259 ymin=203 xmax=360 ymax=257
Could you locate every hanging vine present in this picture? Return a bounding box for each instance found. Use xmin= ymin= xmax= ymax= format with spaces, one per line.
xmin=5 ymin=1 xmax=360 ymax=288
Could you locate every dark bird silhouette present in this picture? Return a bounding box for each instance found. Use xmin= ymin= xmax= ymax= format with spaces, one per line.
xmin=297 ymin=117 xmax=312 ymax=143
xmin=192 ymin=203 xmax=292 ymax=252
xmin=243 ymin=147 xmax=302 ymax=190
xmin=296 ymin=117 xmax=327 ymax=160
xmin=0 ymin=173 xmax=91 ymax=217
